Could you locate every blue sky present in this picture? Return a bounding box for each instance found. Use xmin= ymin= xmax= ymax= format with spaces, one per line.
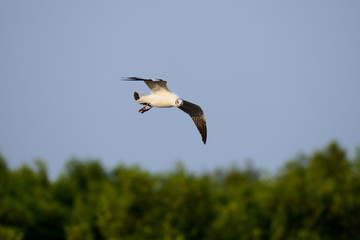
xmin=1 ymin=1 xmax=359 ymax=178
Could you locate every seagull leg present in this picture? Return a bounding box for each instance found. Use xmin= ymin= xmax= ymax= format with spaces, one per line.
xmin=138 ymin=104 xmax=148 ymax=113
xmin=138 ymin=104 xmax=152 ymax=114
xmin=141 ymin=105 xmax=153 ymax=113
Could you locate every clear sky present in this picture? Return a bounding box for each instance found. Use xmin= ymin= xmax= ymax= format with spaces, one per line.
xmin=1 ymin=1 xmax=360 ymax=178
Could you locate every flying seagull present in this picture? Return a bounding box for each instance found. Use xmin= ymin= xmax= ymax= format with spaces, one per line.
xmin=123 ymin=77 xmax=207 ymax=144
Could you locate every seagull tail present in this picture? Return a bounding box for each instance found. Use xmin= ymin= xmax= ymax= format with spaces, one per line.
xmin=134 ymin=92 xmax=147 ymax=105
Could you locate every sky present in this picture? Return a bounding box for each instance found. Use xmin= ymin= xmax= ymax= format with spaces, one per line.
xmin=1 ymin=1 xmax=360 ymax=178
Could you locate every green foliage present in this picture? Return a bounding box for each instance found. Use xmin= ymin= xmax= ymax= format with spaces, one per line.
xmin=1 ymin=142 xmax=360 ymax=240
xmin=0 ymin=225 xmax=24 ymax=240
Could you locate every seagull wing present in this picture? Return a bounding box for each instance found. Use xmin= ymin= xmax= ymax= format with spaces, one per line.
xmin=123 ymin=77 xmax=171 ymax=94
xmin=179 ymin=100 xmax=207 ymax=144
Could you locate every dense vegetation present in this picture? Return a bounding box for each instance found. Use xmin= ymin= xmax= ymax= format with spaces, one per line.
xmin=1 ymin=142 xmax=360 ymax=240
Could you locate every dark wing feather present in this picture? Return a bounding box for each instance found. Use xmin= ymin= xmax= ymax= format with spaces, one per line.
xmin=123 ymin=77 xmax=152 ymax=81
xmin=179 ymin=100 xmax=207 ymax=144
xmin=122 ymin=77 xmax=170 ymax=93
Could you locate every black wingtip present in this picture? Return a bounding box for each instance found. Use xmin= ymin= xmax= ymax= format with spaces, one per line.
xmin=122 ymin=77 xmax=165 ymax=82
xmin=122 ymin=77 xmax=147 ymax=81
xmin=202 ymin=130 xmax=207 ymax=144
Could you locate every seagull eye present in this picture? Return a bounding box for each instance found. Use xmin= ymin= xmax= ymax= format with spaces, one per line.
xmin=175 ymin=99 xmax=181 ymax=105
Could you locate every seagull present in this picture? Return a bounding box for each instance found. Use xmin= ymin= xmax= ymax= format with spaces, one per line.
xmin=123 ymin=77 xmax=207 ymax=144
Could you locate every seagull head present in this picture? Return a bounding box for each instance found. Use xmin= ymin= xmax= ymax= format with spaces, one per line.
xmin=175 ymin=98 xmax=183 ymax=107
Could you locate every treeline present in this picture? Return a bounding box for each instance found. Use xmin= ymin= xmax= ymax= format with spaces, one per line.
xmin=1 ymin=142 xmax=360 ymax=240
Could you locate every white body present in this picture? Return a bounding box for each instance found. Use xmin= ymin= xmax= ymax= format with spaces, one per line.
xmin=137 ymin=92 xmax=179 ymax=108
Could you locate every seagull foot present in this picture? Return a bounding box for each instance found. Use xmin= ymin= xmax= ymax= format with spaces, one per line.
xmin=138 ymin=105 xmax=152 ymax=114
xmin=138 ymin=104 xmax=149 ymax=113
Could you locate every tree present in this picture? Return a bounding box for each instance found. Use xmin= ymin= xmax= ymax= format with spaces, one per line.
xmin=1 ymin=142 xmax=360 ymax=240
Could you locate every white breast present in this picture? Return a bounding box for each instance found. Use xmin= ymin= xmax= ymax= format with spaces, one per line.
xmin=144 ymin=93 xmax=178 ymax=108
